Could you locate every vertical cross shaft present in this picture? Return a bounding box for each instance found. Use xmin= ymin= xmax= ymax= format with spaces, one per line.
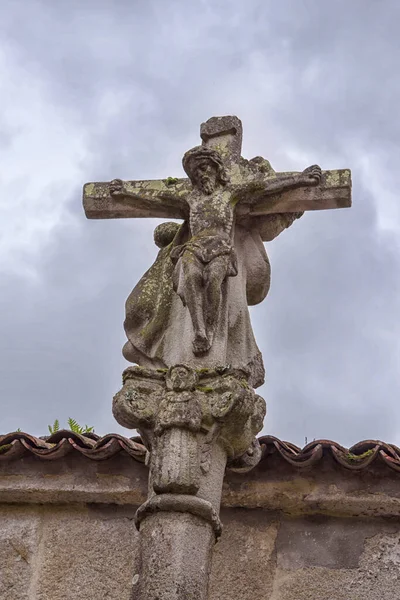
xmin=200 ymin=115 xmax=243 ymax=167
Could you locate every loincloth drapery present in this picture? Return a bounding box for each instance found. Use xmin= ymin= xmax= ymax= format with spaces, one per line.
xmin=170 ymin=234 xmax=238 ymax=277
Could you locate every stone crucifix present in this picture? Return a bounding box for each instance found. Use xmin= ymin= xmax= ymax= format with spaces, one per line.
xmin=83 ymin=116 xmax=351 ymax=600
xmin=83 ymin=115 xmax=351 ymax=389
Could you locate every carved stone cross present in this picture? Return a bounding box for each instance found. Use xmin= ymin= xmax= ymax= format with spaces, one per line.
xmin=83 ymin=115 xmax=351 ymax=383
xmin=83 ymin=115 xmax=351 ymax=224
xmin=83 ymin=116 xmax=351 ymax=600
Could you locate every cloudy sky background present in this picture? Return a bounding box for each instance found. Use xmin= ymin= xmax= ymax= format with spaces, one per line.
xmin=1 ymin=0 xmax=400 ymax=447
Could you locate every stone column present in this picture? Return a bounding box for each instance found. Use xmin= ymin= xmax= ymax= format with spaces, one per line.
xmin=113 ymin=365 xmax=265 ymax=600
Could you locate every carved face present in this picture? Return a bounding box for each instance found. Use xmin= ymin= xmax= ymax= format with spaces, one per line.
xmin=193 ymin=159 xmax=218 ymax=194
xmin=167 ymin=366 xmax=197 ymax=391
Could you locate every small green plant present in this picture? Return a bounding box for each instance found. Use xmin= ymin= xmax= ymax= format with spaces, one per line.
xmin=165 ymin=176 xmax=179 ymax=186
xmin=47 ymin=418 xmax=94 ymax=435
xmin=67 ymin=418 xmax=94 ymax=435
xmin=0 ymin=428 xmax=21 ymax=453
xmin=345 ymin=449 xmax=374 ymax=462
xmin=48 ymin=419 xmax=60 ymax=435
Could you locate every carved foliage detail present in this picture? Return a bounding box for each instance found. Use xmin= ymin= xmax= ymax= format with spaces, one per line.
xmin=112 ymin=365 xmax=266 ymax=495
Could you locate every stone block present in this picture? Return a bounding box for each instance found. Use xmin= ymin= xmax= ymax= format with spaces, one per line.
xmin=0 ymin=506 xmax=40 ymax=600
xmin=209 ymin=509 xmax=278 ymax=600
xmin=35 ymin=505 xmax=140 ymax=600
xmin=272 ymin=519 xmax=400 ymax=600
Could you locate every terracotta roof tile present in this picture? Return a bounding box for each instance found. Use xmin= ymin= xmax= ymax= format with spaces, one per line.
xmin=259 ymin=435 xmax=400 ymax=472
xmin=1 ymin=431 xmax=400 ymax=472
xmin=0 ymin=430 xmax=146 ymax=462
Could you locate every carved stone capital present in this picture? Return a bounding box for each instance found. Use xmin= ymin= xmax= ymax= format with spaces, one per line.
xmin=113 ymin=365 xmax=266 ymax=497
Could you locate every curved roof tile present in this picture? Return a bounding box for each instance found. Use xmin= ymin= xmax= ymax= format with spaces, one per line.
xmin=1 ymin=431 xmax=400 ymax=472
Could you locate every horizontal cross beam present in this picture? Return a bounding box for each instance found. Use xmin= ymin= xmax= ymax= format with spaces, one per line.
xmin=83 ymin=178 xmax=189 ymax=220
xmin=239 ymin=169 xmax=352 ymax=216
xmin=83 ymin=169 xmax=351 ymax=221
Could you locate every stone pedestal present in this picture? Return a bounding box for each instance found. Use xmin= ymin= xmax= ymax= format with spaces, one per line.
xmin=139 ymin=512 xmax=215 ymax=600
xmin=113 ymin=364 xmax=266 ymax=600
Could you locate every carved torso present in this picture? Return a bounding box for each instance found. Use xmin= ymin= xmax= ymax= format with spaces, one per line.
xmin=187 ymin=187 xmax=234 ymax=243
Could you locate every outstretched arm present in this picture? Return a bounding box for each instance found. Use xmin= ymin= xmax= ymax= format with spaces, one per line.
xmin=109 ymin=178 xmax=189 ymax=219
xmin=233 ymin=165 xmax=322 ymax=206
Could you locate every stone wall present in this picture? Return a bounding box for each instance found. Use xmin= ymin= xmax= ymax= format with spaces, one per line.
xmin=2 ymin=503 xmax=400 ymax=600
xmin=1 ymin=448 xmax=399 ymax=599
xmin=211 ymin=510 xmax=400 ymax=600
xmin=0 ymin=503 xmax=140 ymax=599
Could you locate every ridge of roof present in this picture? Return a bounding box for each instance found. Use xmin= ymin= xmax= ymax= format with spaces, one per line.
xmin=1 ymin=431 xmax=400 ymax=472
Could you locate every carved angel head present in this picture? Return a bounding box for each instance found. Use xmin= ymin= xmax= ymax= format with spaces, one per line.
xmin=166 ymin=364 xmax=198 ymax=392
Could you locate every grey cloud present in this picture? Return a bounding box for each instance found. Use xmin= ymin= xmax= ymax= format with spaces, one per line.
xmin=1 ymin=0 xmax=400 ymax=447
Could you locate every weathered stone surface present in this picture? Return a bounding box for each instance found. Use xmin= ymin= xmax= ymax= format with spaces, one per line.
xmin=224 ymin=453 xmax=400 ymax=518
xmin=271 ymin=525 xmax=400 ymax=600
xmin=276 ymin=516 xmax=386 ymax=570
xmin=0 ymin=452 xmax=149 ymax=505
xmin=113 ymin=365 xmax=266 ymax=500
xmin=1 ymin=451 xmax=400 ymax=518
xmin=112 ymin=364 xmax=266 ymax=600
xmin=111 ymin=366 xmax=267 ymax=600
xmin=209 ymin=509 xmax=278 ymax=600
xmin=1 ymin=493 xmax=400 ymax=599
xmin=0 ymin=506 xmax=40 ymax=600
xmin=80 ymin=116 xmax=352 ymax=600
xmin=200 ymin=115 xmax=243 ymax=165
xmin=35 ymin=505 xmax=140 ymax=600
xmin=139 ymin=512 xmax=215 ymax=600
xmin=83 ymin=116 xmax=351 ymax=380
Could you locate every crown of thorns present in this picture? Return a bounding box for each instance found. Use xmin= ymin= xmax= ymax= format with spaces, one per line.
xmin=182 ymin=146 xmax=228 ymax=183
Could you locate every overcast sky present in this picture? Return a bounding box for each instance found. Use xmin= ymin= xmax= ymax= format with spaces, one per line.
xmin=1 ymin=0 xmax=400 ymax=447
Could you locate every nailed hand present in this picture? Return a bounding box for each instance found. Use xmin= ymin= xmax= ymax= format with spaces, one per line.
xmin=109 ymin=178 xmax=125 ymax=196
xmin=301 ymin=164 xmax=322 ymax=185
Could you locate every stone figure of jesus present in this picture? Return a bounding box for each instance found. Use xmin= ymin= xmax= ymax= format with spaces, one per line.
xmin=84 ymin=115 xmax=351 ymax=388
xmin=110 ymin=146 xmax=321 ymax=356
